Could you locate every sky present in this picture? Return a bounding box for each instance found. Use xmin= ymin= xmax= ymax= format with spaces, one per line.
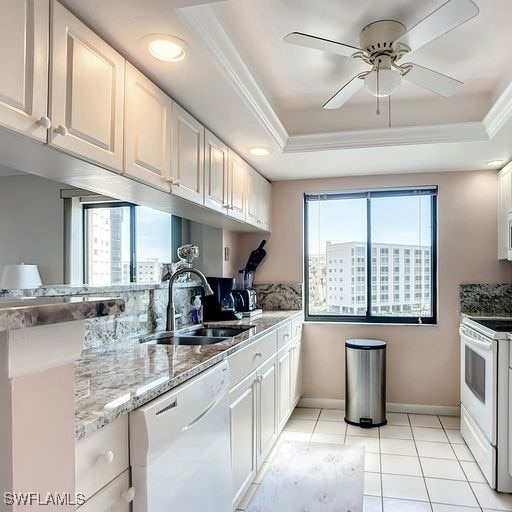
xmin=307 ymin=195 xmax=432 ymax=255
xmin=136 ymin=206 xmax=172 ymax=262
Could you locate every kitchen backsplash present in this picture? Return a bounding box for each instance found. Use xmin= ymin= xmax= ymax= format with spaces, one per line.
xmin=460 ymin=283 xmax=512 ymax=315
xmin=0 ymin=282 xmax=202 ymax=348
xmin=254 ymin=283 xmax=302 ymax=310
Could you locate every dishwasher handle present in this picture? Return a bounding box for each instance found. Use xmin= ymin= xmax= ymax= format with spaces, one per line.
xmin=182 ymin=393 xmax=224 ymax=432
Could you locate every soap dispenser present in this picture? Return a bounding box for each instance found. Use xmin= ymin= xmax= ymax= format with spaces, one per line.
xmin=192 ymin=295 xmax=203 ymax=325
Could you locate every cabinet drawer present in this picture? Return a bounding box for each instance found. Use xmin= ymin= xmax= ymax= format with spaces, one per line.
xmin=291 ymin=317 xmax=303 ymax=339
xmin=277 ymin=322 xmax=292 ymax=349
xmin=228 ymin=331 xmax=278 ymax=388
xmin=77 ymin=469 xmax=133 ymax=512
xmin=76 ymin=416 xmax=129 ymax=501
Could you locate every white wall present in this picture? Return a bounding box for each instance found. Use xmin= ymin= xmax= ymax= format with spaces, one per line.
xmin=0 ymin=175 xmax=65 ymax=285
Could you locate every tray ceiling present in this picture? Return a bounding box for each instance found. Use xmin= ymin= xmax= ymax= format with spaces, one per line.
xmin=57 ymin=0 xmax=512 ymax=179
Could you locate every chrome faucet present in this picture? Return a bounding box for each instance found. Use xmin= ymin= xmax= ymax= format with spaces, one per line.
xmin=166 ymin=268 xmax=214 ymax=332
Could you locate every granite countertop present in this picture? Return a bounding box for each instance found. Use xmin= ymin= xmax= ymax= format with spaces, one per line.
xmin=75 ymin=311 xmax=302 ymax=440
xmin=0 ymin=296 xmax=125 ymax=332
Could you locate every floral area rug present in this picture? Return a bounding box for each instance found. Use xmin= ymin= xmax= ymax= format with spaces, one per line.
xmin=246 ymin=440 xmax=364 ymax=512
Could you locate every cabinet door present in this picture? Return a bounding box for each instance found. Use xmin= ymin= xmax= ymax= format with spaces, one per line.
xmin=256 ymin=356 xmax=278 ymax=468
xmin=245 ymin=167 xmax=260 ymax=227
xmin=498 ymin=167 xmax=512 ymax=260
xmin=291 ymin=340 xmax=303 ymax=406
xmin=171 ymin=104 xmax=204 ymax=205
xmin=77 ymin=470 xmax=132 ymax=512
xmin=0 ymin=0 xmax=49 ymax=141
xmin=50 ymin=2 xmax=125 ymax=171
xmin=258 ymin=177 xmax=272 ymax=232
xmin=228 ymin=150 xmax=247 ymax=222
xmin=124 ymin=63 xmax=172 ymax=192
xmin=204 ymin=130 xmax=228 ymax=213
xmin=229 ymin=371 xmax=257 ymax=509
xmin=278 ymin=345 xmax=292 ymax=430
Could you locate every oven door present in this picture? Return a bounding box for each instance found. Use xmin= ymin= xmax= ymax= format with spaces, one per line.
xmin=459 ymin=325 xmax=497 ymax=445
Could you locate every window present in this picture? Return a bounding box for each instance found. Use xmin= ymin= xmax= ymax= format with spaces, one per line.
xmin=304 ymin=188 xmax=437 ymax=324
xmin=84 ymin=202 xmax=173 ymax=285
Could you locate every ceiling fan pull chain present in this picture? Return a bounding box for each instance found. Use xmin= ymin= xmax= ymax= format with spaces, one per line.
xmin=376 ymin=60 xmax=381 ymax=115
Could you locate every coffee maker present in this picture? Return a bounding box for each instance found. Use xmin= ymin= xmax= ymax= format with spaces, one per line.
xmin=202 ymin=277 xmax=243 ymax=321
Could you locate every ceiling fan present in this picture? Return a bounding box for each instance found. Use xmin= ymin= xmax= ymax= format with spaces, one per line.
xmin=283 ymin=0 xmax=479 ymax=110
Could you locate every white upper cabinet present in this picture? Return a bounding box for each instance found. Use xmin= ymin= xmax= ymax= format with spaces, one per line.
xmin=124 ymin=63 xmax=172 ymax=192
xmin=49 ymin=1 xmax=125 ymax=171
xmin=498 ymin=163 xmax=512 ymax=260
xmin=171 ymin=103 xmax=205 ymax=205
xmin=204 ymin=129 xmax=229 ymax=213
xmin=246 ymin=166 xmax=272 ymax=230
xmin=228 ymin=150 xmax=247 ymax=222
xmin=246 ymin=166 xmax=260 ymax=227
xmin=0 ymin=0 xmax=50 ymax=141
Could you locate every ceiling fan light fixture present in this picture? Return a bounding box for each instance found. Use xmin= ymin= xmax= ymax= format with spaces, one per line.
xmin=364 ymin=68 xmax=402 ymax=97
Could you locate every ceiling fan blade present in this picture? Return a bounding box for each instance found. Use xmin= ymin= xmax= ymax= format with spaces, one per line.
xmin=284 ymin=32 xmax=360 ymax=58
xmin=323 ymin=75 xmax=363 ymax=109
xmin=402 ymin=63 xmax=463 ymax=97
xmin=398 ymin=0 xmax=479 ymax=52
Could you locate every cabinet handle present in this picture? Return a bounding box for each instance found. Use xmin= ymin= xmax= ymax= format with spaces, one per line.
xmin=121 ymin=487 xmax=136 ymax=503
xmin=174 ymin=179 xmax=182 ymax=187
xmin=38 ymin=116 xmax=52 ymax=129
xmin=164 ymin=176 xmax=174 ymax=184
xmin=254 ymin=350 xmax=263 ymax=358
xmin=55 ymin=124 xmax=69 ymax=137
xmin=257 ymin=375 xmax=263 ymax=383
xmin=283 ymin=333 xmax=290 ymax=339
xmin=222 ymin=203 xmax=230 ymax=208
xmin=96 ymin=450 xmax=114 ymax=465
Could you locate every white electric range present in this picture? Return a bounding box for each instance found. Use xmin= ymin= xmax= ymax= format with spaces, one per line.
xmin=460 ymin=316 xmax=512 ymax=492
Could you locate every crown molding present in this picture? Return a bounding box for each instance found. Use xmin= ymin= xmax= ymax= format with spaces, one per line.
xmin=483 ymin=82 xmax=512 ymax=139
xmin=284 ymin=122 xmax=488 ymax=152
xmin=178 ymin=5 xmax=288 ymax=150
xmin=178 ymin=4 xmax=512 ymax=154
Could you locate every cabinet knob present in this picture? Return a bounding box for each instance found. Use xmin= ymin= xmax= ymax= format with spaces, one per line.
xmin=257 ymin=375 xmax=263 ymax=383
xmin=222 ymin=203 xmax=230 ymax=209
xmin=254 ymin=350 xmax=263 ymax=358
xmin=121 ymin=487 xmax=136 ymax=503
xmin=96 ymin=450 xmax=114 ymax=465
xmin=38 ymin=116 xmax=52 ymax=129
xmin=55 ymin=124 xmax=69 ymax=137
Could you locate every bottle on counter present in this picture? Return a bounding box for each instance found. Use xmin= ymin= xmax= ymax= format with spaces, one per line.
xmin=191 ymin=295 xmax=203 ymax=324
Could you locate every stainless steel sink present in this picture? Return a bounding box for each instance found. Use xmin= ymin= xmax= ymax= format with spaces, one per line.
xmin=148 ymin=335 xmax=228 ymax=346
xmin=139 ymin=325 xmax=253 ymax=346
xmin=180 ymin=327 xmax=251 ymax=338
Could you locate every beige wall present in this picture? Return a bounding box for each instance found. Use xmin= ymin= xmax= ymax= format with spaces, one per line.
xmin=237 ymin=170 xmax=511 ymax=407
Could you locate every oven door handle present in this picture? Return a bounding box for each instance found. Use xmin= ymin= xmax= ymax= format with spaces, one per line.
xmin=459 ymin=327 xmax=494 ymax=352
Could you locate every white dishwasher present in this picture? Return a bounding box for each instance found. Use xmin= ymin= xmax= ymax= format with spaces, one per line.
xmin=130 ymin=361 xmax=232 ymax=512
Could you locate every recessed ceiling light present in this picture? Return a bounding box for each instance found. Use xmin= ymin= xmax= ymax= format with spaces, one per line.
xmin=146 ymin=34 xmax=186 ymax=62
xmin=486 ymin=159 xmax=505 ymax=167
xmin=250 ymin=147 xmax=272 ymax=156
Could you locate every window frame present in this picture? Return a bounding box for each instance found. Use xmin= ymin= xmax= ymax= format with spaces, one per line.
xmin=82 ymin=201 xmax=136 ymax=284
xmin=303 ymin=188 xmax=438 ymax=325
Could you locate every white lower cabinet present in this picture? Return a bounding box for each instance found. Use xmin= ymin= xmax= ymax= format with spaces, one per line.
xmin=291 ymin=338 xmax=303 ymax=406
xmin=256 ymin=355 xmax=278 ymax=469
xmin=77 ymin=470 xmax=134 ymax=512
xmin=277 ymin=344 xmax=292 ymax=430
xmin=229 ymin=317 xmax=302 ymax=510
xmin=229 ymin=370 xmax=258 ymax=509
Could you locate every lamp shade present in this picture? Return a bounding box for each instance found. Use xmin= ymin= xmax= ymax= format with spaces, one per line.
xmin=0 ymin=264 xmax=43 ymax=289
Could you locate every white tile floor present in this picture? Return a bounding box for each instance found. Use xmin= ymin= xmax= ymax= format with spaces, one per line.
xmin=236 ymin=407 xmax=512 ymax=512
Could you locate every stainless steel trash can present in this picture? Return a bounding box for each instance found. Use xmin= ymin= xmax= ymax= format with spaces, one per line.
xmin=345 ymin=339 xmax=386 ymax=428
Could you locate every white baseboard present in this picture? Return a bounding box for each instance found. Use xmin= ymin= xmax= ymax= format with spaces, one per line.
xmin=297 ymin=397 xmax=460 ymax=417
